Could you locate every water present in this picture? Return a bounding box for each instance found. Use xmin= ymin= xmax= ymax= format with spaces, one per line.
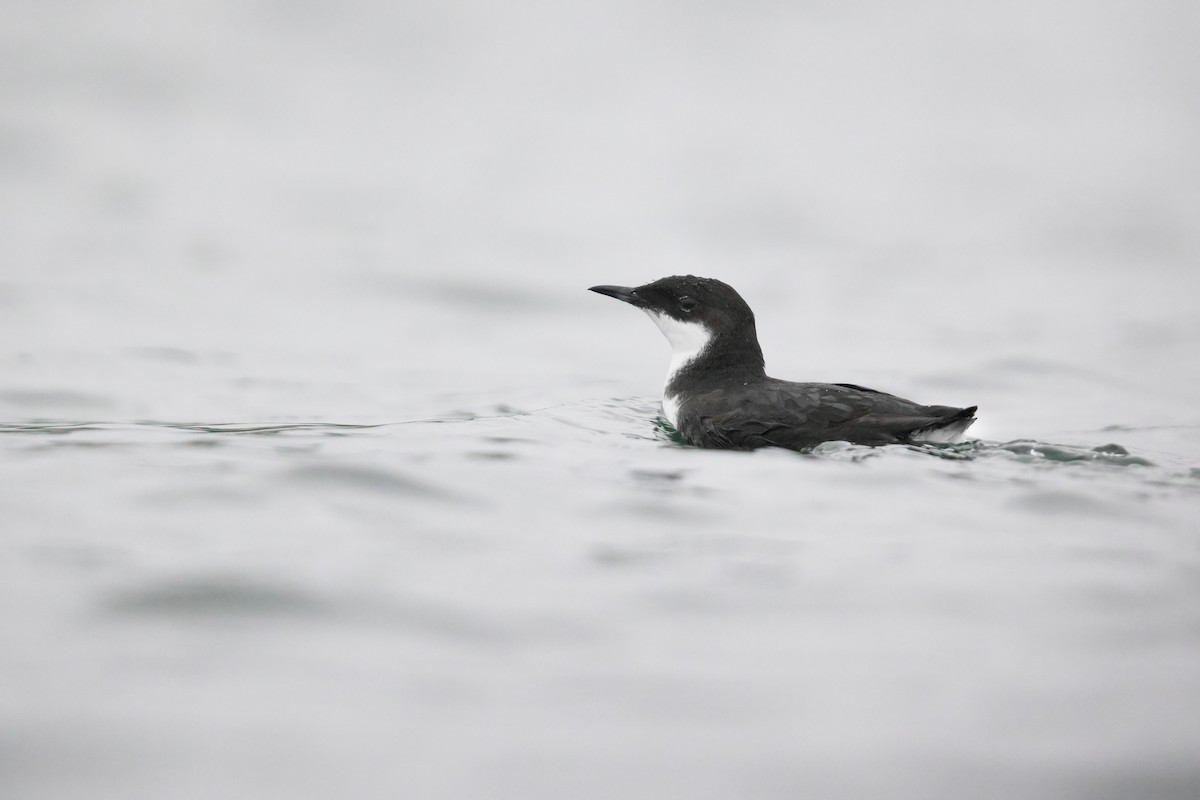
xmin=4 ymin=1 xmax=1200 ymax=798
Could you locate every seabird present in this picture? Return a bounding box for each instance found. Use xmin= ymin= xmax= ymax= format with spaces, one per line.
xmin=590 ymin=275 xmax=977 ymax=450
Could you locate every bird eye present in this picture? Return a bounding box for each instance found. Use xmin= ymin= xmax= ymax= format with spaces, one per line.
xmin=679 ymin=297 xmax=698 ymax=312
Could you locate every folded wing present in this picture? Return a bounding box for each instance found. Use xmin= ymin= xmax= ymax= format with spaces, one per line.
xmin=677 ymin=381 xmax=976 ymax=450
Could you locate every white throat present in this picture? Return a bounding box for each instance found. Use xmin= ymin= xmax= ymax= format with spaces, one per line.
xmin=642 ymin=310 xmax=712 ymax=428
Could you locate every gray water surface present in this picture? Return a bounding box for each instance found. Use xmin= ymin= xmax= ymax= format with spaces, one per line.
xmin=3 ymin=404 xmax=1199 ymax=799
xmin=4 ymin=1 xmax=1200 ymax=798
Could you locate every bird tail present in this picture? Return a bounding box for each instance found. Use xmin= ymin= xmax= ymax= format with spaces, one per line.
xmin=910 ymin=405 xmax=978 ymax=444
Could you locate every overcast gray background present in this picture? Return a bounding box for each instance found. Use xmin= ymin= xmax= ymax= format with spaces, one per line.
xmin=4 ymin=0 xmax=1199 ymax=423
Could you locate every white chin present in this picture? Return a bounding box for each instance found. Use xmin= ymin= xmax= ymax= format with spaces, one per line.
xmin=642 ymin=310 xmax=712 ymax=393
xmin=642 ymin=310 xmax=711 ymax=357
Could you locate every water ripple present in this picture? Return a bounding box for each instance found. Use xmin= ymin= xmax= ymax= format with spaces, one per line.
xmin=906 ymin=438 xmax=1156 ymax=466
xmin=282 ymin=462 xmax=452 ymax=499
xmin=103 ymin=575 xmax=336 ymax=621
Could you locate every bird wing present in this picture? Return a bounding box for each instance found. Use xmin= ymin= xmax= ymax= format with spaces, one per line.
xmin=679 ymin=381 xmax=974 ymax=450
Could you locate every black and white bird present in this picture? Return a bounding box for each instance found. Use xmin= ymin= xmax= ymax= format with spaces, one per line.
xmin=589 ymin=275 xmax=977 ymax=451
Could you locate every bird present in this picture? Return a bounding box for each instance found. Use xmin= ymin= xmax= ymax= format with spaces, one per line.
xmin=589 ymin=275 xmax=977 ymax=451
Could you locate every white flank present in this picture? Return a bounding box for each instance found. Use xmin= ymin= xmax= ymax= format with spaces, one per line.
xmin=662 ymin=394 xmax=682 ymax=429
xmin=641 ymin=310 xmax=712 ymax=429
